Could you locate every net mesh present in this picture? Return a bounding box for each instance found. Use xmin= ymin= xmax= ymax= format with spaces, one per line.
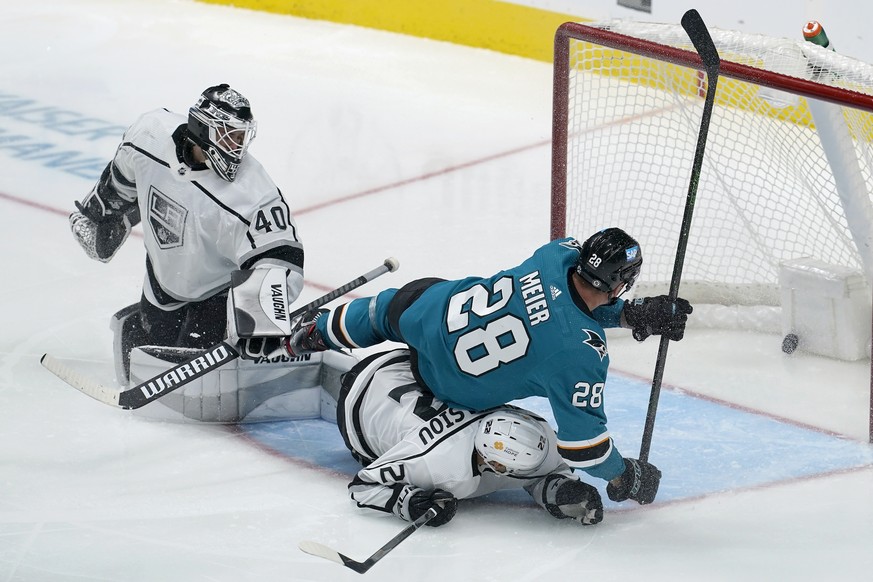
xmin=560 ymin=21 xmax=873 ymax=307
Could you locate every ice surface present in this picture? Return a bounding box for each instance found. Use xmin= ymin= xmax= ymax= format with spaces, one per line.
xmin=1 ymin=1 xmax=871 ymax=581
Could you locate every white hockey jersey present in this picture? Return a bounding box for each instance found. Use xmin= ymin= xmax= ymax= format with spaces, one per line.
xmin=338 ymin=349 xmax=576 ymax=517
xmin=109 ymin=108 xmax=304 ymax=307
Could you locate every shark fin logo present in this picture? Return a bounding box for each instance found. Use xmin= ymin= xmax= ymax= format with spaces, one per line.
xmin=582 ymin=329 xmax=608 ymax=361
xmin=148 ymin=186 xmax=187 ymax=249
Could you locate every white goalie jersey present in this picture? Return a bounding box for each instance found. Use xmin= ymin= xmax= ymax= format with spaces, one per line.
xmin=337 ymin=349 xmax=576 ymax=516
xmin=109 ymin=108 xmax=304 ymax=307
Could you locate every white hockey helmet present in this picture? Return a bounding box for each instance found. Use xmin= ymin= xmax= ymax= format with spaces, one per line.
xmin=187 ymin=83 xmax=257 ymax=182
xmin=474 ymin=409 xmax=549 ymax=476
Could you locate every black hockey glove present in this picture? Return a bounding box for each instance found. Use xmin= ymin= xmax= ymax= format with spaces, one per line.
xmin=606 ymin=458 xmax=662 ymax=505
xmin=623 ymin=295 xmax=693 ymax=342
xmin=285 ymin=309 xmax=329 ymax=357
xmin=541 ymin=475 xmax=603 ymax=525
xmin=407 ymin=488 xmax=458 ymax=527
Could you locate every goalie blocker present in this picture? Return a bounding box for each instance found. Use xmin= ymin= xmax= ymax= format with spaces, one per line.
xmin=228 ymin=267 xmax=293 ymax=339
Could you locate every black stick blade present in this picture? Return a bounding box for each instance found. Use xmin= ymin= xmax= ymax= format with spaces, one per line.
xmin=681 ymin=9 xmax=720 ymax=71
xmin=298 ymin=507 xmax=437 ymax=574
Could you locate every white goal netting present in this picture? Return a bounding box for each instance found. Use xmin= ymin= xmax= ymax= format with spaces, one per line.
xmin=552 ymin=20 xmax=873 ymax=333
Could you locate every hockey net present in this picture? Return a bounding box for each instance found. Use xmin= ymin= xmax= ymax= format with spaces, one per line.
xmin=551 ymin=20 xmax=873 ymax=340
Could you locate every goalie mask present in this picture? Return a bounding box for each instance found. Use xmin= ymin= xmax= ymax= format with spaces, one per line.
xmin=187 ymin=84 xmax=257 ymax=182
xmin=575 ymin=227 xmax=643 ymax=298
xmin=474 ymin=409 xmax=549 ymax=476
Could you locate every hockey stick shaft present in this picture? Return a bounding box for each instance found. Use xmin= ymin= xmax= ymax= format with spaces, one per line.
xmin=289 ymin=257 xmax=400 ymax=320
xmin=41 ymin=257 xmax=400 ymax=410
xmin=298 ymin=507 xmax=438 ymax=574
xmin=639 ymin=9 xmax=720 ymax=463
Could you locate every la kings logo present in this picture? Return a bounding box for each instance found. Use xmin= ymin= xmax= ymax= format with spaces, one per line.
xmin=148 ymin=186 xmax=187 ymax=249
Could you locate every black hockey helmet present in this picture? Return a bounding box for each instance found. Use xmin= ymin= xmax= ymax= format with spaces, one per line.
xmin=575 ymin=227 xmax=643 ymax=295
xmin=187 ymin=84 xmax=257 ymax=182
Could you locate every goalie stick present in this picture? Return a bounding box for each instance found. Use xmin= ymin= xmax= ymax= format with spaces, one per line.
xmin=298 ymin=507 xmax=438 ymax=574
xmin=41 ymin=257 xmax=400 ymax=410
xmin=639 ymin=9 xmax=720 ymax=463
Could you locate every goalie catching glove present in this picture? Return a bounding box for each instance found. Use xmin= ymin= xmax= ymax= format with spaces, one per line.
xmin=606 ymin=457 xmax=661 ymax=505
xmin=623 ymin=295 xmax=693 ymax=341
xmin=70 ymin=163 xmax=139 ymax=263
xmin=540 ymin=475 xmax=603 ymax=525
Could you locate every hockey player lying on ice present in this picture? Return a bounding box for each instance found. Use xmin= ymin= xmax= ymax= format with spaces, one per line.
xmin=336 ymin=348 xmax=609 ymax=526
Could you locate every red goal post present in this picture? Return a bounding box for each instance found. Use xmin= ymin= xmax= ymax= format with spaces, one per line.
xmin=550 ymin=20 xmax=873 ymax=441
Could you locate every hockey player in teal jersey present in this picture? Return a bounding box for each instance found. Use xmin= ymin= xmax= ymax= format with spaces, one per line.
xmin=267 ymin=228 xmax=692 ymax=505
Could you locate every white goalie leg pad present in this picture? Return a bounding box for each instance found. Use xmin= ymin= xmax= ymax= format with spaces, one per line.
xmin=318 ymin=350 xmax=358 ymax=422
xmin=128 ymin=346 xmax=358 ymax=423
